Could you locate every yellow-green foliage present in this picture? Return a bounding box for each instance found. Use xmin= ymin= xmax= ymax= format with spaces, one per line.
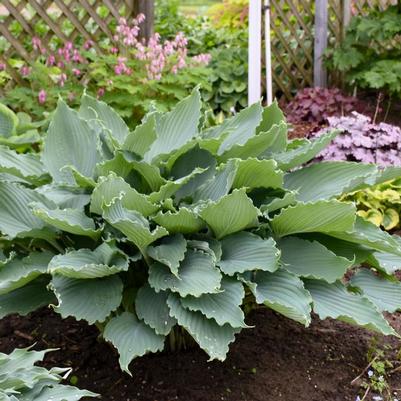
xmin=343 ymin=179 xmax=401 ymax=231
xmin=208 ymin=0 xmax=248 ymax=29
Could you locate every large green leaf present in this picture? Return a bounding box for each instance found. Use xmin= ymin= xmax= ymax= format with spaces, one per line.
xmin=167 ymin=293 xmax=241 ymax=361
xmin=256 ymin=100 xmax=285 ymax=133
xmin=0 ymin=277 xmax=55 ymax=318
xmin=218 ymin=231 xmax=279 ymax=276
xmin=181 ymin=277 xmax=247 ymax=328
xmin=31 ymin=203 xmax=100 ymax=239
xmin=350 ymin=269 xmax=401 ymax=313
xmin=272 ymin=130 xmax=338 ymax=170
xmin=147 ymin=234 xmax=187 ymax=277
xmin=199 ymin=189 xmax=260 ymax=239
xmin=152 ymin=208 xmax=205 ymax=234
xmin=271 ymin=200 xmax=356 ymax=237
xmin=90 ymin=173 xmax=159 ymax=216
xmin=0 ymin=146 xmax=48 ymax=184
xmin=36 ymin=185 xmax=90 ymax=209
xmin=232 ymin=158 xmax=283 ymax=189
xmin=328 ymin=217 xmax=401 ymax=256
xmin=305 ymin=279 xmax=396 ymax=336
xmin=144 ymin=88 xmax=202 ymax=163
xmin=284 ymin=162 xmax=378 ymax=202
xmin=0 ymin=182 xmax=56 ymax=240
xmin=280 ymin=237 xmax=353 ymax=283
xmin=51 ymin=275 xmax=123 ymax=324
xmin=136 ymin=284 xmax=176 ymax=335
xmin=0 ymin=103 xmax=18 ymax=137
xmin=102 ymin=196 xmax=168 ymax=253
xmin=42 ymin=99 xmax=101 ymax=185
xmin=368 ymin=250 xmax=401 ymax=274
xmin=217 ymin=122 xmax=287 ymax=162
xmin=260 ymin=190 xmax=297 ymax=214
xmin=103 ymin=312 xmax=165 ymax=374
xmin=24 ymin=384 xmax=99 ymax=401
xmin=79 ymin=93 xmax=129 ymax=144
xmin=122 ymin=113 xmax=157 ymax=157
xmin=249 ymin=269 xmax=312 ymax=326
xmin=148 ymin=249 xmax=222 ymax=297
xmin=48 ymin=242 xmax=129 ymax=279
xmin=0 ymin=252 xmax=53 ymax=295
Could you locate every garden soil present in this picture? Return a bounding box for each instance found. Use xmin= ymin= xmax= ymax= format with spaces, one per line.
xmin=1 ymin=308 xmax=400 ymax=401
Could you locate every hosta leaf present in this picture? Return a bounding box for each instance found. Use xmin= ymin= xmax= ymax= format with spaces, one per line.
xmin=167 ymin=293 xmax=241 ymax=361
xmin=368 ymin=250 xmax=401 ymax=274
xmin=232 ymin=158 xmax=283 ymax=189
xmin=36 ymin=185 xmax=90 ymax=209
xmin=25 ymin=384 xmax=99 ymax=401
xmin=280 ymin=237 xmax=353 ymax=283
xmin=0 ymin=146 xmax=48 ymax=184
xmin=31 ymin=203 xmax=100 ymax=239
xmin=144 ymin=88 xmax=202 ymax=163
xmin=103 ymin=312 xmax=165 ymax=374
xmin=199 ymin=189 xmax=260 ymax=239
xmin=147 ymin=234 xmax=187 ymax=277
xmin=0 ymin=182 xmax=56 ymax=240
xmin=0 ymin=131 xmax=41 ymax=149
xmin=42 ymin=100 xmax=101 ymax=185
xmin=193 ymin=159 xmax=238 ymax=202
xmin=382 ymin=208 xmax=399 ymax=230
xmin=217 ymin=122 xmax=287 ymax=162
xmin=218 ymin=231 xmax=279 ymax=276
xmin=136 ymin=284 xmax=176 ymax=335
xmin=91 ymin=173 xmax=158 ymax=216
xmin=148 ymin=249 xmax=222 ymax=297
xmin=271 ymin=200 xmax=356 ymax=237
xmin=284 ymin=162 xmax=378 ymax=202
xmin=249 ymin=269 xmax=312 ymax=326
xmin=62 ymin=165 xmax=96 ymax=189
xmin=48 ymin=242 xmax=129 ymax=279
xmin=350 ymin=269 xmax=401 ymax=313
xmin=0 ymin=103 xmax=18 ymax=137
xmin=51 ymin=275 xmax=123 ymax=324
xmin=260 ymin=191 xmax=297 ymax=214
xmin=102 ymin=196 xmax=168 ymax=253
xmin=80 ymin=93 xmax=129 ymax=144
xmin=272 ymin=130 xmax=338 ymax=170
xmin=0 ymin=252 xmax=53 ymax=295
xmin=256 ymin=100 xmax=285 ymax=133
xmin=152 ymin=208 xmax=205 ymax=234
xmin=305 ymin=279 xmax=396 ymax=336
xmin=328 ymin=217 xmax=401 ymax=256
xmin=0 ymin=277 xmax=54 ymax=318
xmin=181 ymin=277 xmax=247 ymax=328
xmin=122 ymin=113 xmax=157 ymax=157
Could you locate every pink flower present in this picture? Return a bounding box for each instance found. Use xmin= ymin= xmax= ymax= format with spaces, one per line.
xmin=38 ymin=89 xmax=47 ymax=104
xmin=58 ymin=73 xmax=67 ymax=87
xmin=192 ymin=53 xmax=212 ymax=65
xmin=72 ymin=49 xmax=83 ymax=63
xmin=97 ymin=88 xmax=105 ymax=98
xmin=83 ymin=40 xmax=94 ymax=50
xmin=0 ymin=63 xmax=5 ymax=71
xmin=110 ymin=47 xmax=118 ymax=54
xmin=46 ymin=55 xmax=56 ymax=66
xmin=20 ymin=65 xmax=30 ymax=76
xmin=72 ymin=68 xmax=81 ymax=76
xmin=68 ymin=92 xmax=75 ymax=101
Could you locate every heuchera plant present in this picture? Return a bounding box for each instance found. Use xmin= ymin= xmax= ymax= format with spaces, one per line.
xmin=285 ymin=87 xmax=356 ymax=125
xmin=1 ymin=90 xmax=401 ymax=374
xmin=311 ymin=112 xmax=401 ymax=166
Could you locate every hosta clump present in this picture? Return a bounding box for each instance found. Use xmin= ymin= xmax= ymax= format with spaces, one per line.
xmin=1 ymin=89 xmax=401 ymax=374
xmin=0 ymin=347 xmax=98 ymax=400
xmin=311 ymin=112 xmax=401 ymax=166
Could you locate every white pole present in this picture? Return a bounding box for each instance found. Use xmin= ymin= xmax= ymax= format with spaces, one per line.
xmin=264 ymin=0 xmax=272 ymax=105
xmin=248 ymin=0 xmax=262 ymax=105
xmin=314 ymin=0 xmax=328 ymax=87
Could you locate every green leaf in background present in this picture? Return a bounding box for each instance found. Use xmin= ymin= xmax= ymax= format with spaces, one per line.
xmin=0 ymin=103 xmax=18 ymax=137
xmin=218 ymin=231 xmax=279 ymax=276
xmin=103 ymin=312 xmax=165 ymax=374
xmin=152 ymin=208 xmax=205 ymax=234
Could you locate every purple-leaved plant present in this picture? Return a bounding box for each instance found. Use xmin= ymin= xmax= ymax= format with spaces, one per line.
xmin=310 ymin=112 xmax=401 ymax=166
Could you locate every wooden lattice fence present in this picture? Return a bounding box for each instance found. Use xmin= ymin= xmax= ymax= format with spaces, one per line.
xmin=0 ymin=0 xmax=398 ymax=98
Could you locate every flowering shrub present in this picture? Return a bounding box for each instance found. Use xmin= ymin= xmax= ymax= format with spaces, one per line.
xmin=1 ymin=90 xmax=401 ymax=374
xmin=285 ymin=87 xmax=356 ymax=125
xmin=311 ymin=113 xmax=401 ymax=166
xmin=1 ymin=15 xmax=210 ymax=124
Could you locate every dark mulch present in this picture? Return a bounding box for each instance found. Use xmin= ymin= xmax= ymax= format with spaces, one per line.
xmin=1 ymin=308 xmax=400 ymax=401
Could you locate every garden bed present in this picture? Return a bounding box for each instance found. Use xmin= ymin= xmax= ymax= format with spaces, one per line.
xmin=1 ymin=308 xmax=400 ymax=401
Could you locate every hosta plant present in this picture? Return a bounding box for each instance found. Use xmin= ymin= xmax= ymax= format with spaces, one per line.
xmin=1 ymin=89 xmax=401 ymax=374
xmin=0 ymin=346 xmax=98 ymax=400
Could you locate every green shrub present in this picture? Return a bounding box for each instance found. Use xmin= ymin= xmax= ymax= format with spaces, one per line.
xmin=0 ymin=347 xmax=98 ymax=400
xmin=327 ymin=5 xmax=401 ymax=97
xmin=1 ymin=89 xmax=401 ymax=373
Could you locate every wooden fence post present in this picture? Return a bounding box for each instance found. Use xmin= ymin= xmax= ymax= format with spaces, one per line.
xmin=132 ymin=0 xmax=154 ymax=42
xmin=342 ymin=0 xmax=351 ymax=37
xmin=314 ymin=0 xmax=328 ymax=87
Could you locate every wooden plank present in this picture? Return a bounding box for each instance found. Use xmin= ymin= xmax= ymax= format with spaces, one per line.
xmin=314 ymin=0 xmax=328 ymax=87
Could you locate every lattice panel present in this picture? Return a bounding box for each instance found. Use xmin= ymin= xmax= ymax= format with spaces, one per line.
xmin=0 ymin=0 xmax=135 ymax=84
xmin=352 ymin=0 xmax=398 ymax=14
